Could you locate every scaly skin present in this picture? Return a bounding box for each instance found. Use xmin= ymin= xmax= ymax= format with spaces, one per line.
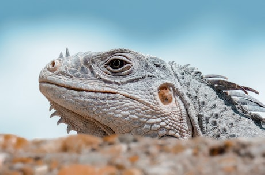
xmin=39 ymin=48 xmax=265 ymax=139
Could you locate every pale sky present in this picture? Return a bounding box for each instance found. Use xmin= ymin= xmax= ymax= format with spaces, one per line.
xmin=0 ymin=1 xmax=264 ymax=139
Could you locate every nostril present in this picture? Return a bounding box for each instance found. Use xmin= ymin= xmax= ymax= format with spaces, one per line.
xmin=51 ymin=60 xmax=56 ymax=67
xmin=47 ymin=60 xmax=61 ymax=72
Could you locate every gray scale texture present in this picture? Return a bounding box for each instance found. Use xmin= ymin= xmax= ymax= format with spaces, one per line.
xmin=39 ymin=48 xmax=265 ymax=139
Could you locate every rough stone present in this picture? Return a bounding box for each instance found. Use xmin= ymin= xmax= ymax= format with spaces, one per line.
xmin=1 ymin=134 xmax=265 ymax=174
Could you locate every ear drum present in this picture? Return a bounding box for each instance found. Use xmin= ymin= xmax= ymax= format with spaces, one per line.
xmin=158 ymin=84 xmax=173 ymax=105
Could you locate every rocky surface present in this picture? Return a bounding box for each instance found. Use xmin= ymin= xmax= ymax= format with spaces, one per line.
xmin=1 ymin=134 xmax=265 ymax=175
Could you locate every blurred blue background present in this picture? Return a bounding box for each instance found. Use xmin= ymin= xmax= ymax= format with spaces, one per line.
xmin=0 ymin=0 xmax=264 ymax=139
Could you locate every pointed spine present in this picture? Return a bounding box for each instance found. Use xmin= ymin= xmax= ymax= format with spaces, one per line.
xmin=58 ymin=52 xmax=63 ymax=58
xmin=50 ymin=111 xmax=59 ymax=118
xmin=57 ymin=118 xmax=65 ymax=125
xmin=49 ymin=105 xmax=55 ymax=111
xmin=67 ymin=125 xmax=73 ymax=134
xmin=66 ymin=48 xmax=70 ymax=57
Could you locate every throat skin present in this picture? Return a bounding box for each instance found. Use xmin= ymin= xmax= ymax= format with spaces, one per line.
xmin=39 ymin=48 xmax=265 ymax=139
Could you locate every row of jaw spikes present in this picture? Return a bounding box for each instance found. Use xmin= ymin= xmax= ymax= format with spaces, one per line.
xmin=49 ymin=102 xmax=77 ymax=134
xmin=58 ymin=48 xmax=70 ymax=58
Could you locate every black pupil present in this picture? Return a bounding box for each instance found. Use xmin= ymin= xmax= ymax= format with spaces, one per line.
xmin=110 ymin=59 xmax=124 ymax=69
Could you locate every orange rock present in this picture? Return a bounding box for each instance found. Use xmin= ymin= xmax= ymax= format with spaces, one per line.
xmin=20 ymin=166 xmax=34 ymax=175
xmin=0 ymin=134 xmax=29 ymax=150
xmin=34 ymin=165 xmax=48 ymax=174
xmin=171 ymin=144 xmax=185 ymax=154
xmin=164 ymin=144 xmax=185 ymax=154
xmin=224 ymin=140 xmax=234 ymax=150
xmin=103 ymin=135 xmax=119 ymax=144
xmin=192 ymin=147 xmax=199 ymax=156
xmin=128 ymin=155 xmax=139 ymax=164
xmin=12 ymin=157 xmax=34 ymax=164
xmin=1 ymin=165 xmax=34 ymax=175
xmin=58 ymin=164 xmax=97 ymax=175
xmin=1 ymin=170 xmax=21 ymax=175
xmin=209 ymin=141 xmax=233 ymax=157
xmin=114 ymin=163 xmax=126 ymax=170
xmin=184 ymin=172 xmax=195 ymax=175
xmin=49 ymin=160 xmax=59 ymax=171
xmin=101 ymin=144 xmax=125 ymax=155
xmin=31 ymin=138 xmax=65 ymax=153
xmin=98 ymin=165 xmax=118 ymax=175
xmin=222 ymin=165 xmax=236 ymax=173
xmin=35 ymin=159 xmax=44 ymax=166
xmin=185 ymin=172 xmax=195 ymax=175
xmin=209 ymin=145 xmax=226 ymax=156
xmin=0 ymin=153 xmax=8 ymax=169
xmin=61 ymin=134 xmax=102 ymax=153
xmin=218 ymin=156 xmax=237 ymax=164
xmin=14 ymin=136 xmax=29 ymax=150
xmin=58 ymin=164 xmax=118 ymax=175
xmin=122 ymin=168 xmax=143 ymax=175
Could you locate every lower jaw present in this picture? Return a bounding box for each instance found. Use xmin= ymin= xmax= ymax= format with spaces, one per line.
xmin=49 ymin=100 xmax=115 ymax=137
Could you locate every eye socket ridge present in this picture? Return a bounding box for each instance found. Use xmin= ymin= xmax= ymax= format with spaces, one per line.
xmin=104 ymin=56 xmax=132 ymax=73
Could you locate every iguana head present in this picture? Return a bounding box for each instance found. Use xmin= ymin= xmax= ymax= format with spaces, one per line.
xmin=39 ymin=48 xmax=194 ymax=138
xmin=39 ymin=48 xmax=265 ymax=139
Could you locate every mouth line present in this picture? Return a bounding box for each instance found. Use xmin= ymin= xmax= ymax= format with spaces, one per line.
xmin=40 ymin=81 xmax=119 ymax=95
xmin=39 ymin=80 xmax=157 ymax=109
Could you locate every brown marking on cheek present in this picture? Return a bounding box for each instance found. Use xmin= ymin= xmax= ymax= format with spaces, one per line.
xmin=158 ymin=85 xmax=173 ymax=105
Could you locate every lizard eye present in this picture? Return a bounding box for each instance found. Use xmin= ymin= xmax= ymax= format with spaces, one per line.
xmin=109 ymin=59 xmax=125 ymax=69
xmin=104 ymin=56 xmax=132 ymax=74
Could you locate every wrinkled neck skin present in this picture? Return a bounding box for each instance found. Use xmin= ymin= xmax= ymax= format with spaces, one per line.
xmin=170 ymin=62 xmax=265 ymax=139
xmin=39 ymin=49 xmax=265 ymax=139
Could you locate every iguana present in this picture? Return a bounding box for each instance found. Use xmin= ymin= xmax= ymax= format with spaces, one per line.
xmin=39 ymin=48 xmax=265 ymax=139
